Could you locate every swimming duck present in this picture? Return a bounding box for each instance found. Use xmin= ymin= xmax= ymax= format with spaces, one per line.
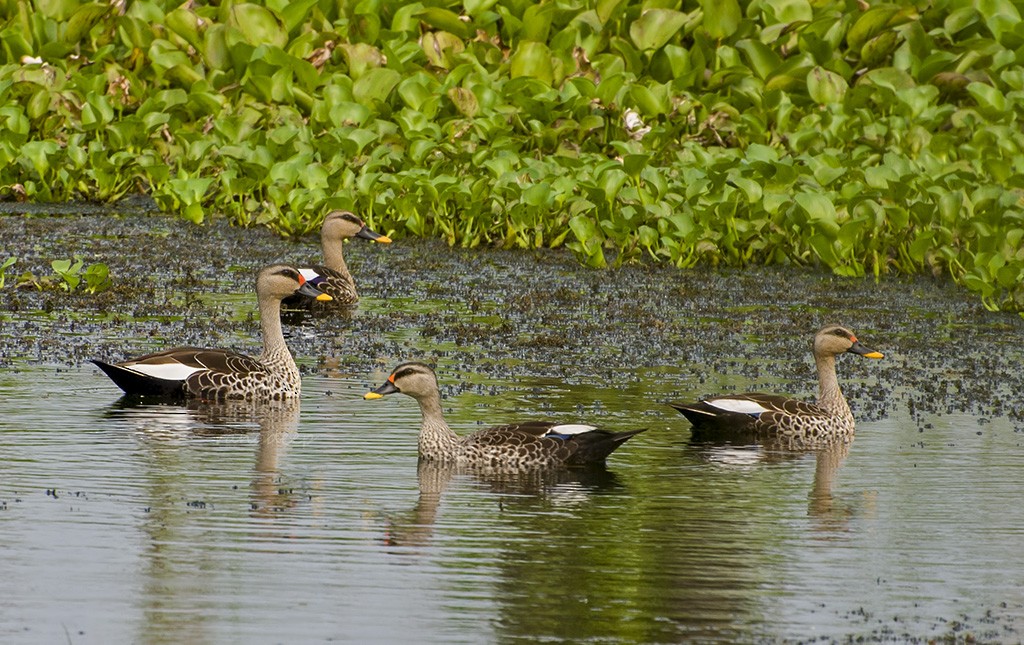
xmin=92 ymin=265 xmax=331 ymax=401
xmin=364 ymin=362 xmax=646 ymax=468
xmin=284 ymin=210 xmax=391 ymax=307
xmin=670 ymin=325 xmax=883 ymax=443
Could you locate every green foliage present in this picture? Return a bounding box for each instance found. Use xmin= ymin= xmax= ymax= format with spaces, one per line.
xmin=0 ymin=0 xmax=1023 ymax=310
xmin=0 ymin=256 xmax=15 ymax=288
xmin=48 ymin=257 xmax=112 ymax=293
xmin=50 ymin=257 xmax=84 ymax=291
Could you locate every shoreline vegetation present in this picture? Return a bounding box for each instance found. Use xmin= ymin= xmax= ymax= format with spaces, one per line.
xmin=0 ymin=0 xmax=1022 ymax=311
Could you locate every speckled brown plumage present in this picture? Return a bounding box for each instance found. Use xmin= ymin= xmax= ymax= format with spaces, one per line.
xmin=92 ymin=265 xmax=330 ymax=400
xmin=670 ymin=325 xmax=884 ymax=445
xmin=365 ymin=362 xmax=645 ymax=468
xmin=284 ymin=210 xmax=391 ymax=307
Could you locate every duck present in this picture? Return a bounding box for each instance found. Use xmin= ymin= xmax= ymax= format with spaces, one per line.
xmin=92 ymin=265 xmax=332 ymax=401
xmin=670 ymin=325 xmax=883 ymax=444
xmin=364 ymin=362 xmax=646 ymax=468
xmin=283 ymin=210 xmax=391 ymax=307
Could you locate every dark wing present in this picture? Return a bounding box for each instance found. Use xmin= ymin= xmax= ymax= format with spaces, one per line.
xmin=563 ymin=428 xmax=646 ymax=466
xmin=93 ymin=347 xmax=263 ymax=399
xmin=736 ymin=393 xmax=830 ymax=419
xmin=178 ymin=349 xmax=266 ymax=398
xmin=475 ymin=421 xmax=561 ymax=440
xmin=672 ymin=393 xmax=828 ymax=437
xmin=176 ymin=348 xmax=265 ymax=375
xmin=91 ymin=359 xmax=186 ymax=397
xmin=466 ymin=422 xmax=644 ymax=466
xmin=463 ymin=422 xmax=574 ymax=464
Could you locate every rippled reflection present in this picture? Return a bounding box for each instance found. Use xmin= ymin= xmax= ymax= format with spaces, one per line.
xmin=689 ymin=430 xmax=875 ymax=533
xmin=382 ymin=461 xmax=623 ymax=549
xmin=103 ymin=397 xmax=304 ymax=643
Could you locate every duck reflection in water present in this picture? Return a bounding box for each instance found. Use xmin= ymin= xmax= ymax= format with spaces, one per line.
xmin=381 ymin=460 xmax=624 ymax=550
xmin=105 ymin=396 xmax=302 ymax=517
xmin=688 ymin=431 xmax=876 ymax=532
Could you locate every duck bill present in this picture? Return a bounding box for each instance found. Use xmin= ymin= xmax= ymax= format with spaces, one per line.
xmin=364 ymin=380 xmax=400 ymax=400
xmin=848 ymin=341 xmax=883 ymax=359
xmin=356 ymin=226 xmax=392 ymax=244
xmin=295 ymin=281 xmax=333 ymax=302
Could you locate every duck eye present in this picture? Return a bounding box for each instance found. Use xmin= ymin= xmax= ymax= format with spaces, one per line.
xmin=394 ymin=367 xmax=418 ymax=380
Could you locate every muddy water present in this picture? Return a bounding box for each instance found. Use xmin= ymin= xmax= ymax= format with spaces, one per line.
xmin=1 ymin=213 xmax=1023 ymax=643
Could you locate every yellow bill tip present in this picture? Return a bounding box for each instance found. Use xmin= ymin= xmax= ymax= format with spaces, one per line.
xmin=375 ymin=235 xmax=392 ymax=244
xmin=363 ymin=392 xmax=383 ymax=400
xmin=864 ymin=351 xmax=884 ymax=359
xmin=316 ymin=293 xmax=333 ymax=302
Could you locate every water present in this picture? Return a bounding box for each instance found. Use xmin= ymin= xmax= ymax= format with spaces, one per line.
xmin=2 ymin=214 xmax=1024 ymax=643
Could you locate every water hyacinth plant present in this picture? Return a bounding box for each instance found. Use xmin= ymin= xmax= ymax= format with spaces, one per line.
xmin=0 ymin=0 xmax=1022 ymax=311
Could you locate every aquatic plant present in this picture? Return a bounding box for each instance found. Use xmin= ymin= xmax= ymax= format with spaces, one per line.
xmin=0 ymin=256 xmax=15 ymax=288
xmin=0 ymin=1 xmax=1022 ymax=311
xmin=50 ymin=257 xmax=84 ymax=292
xmin=49 ymin=257 xmax=112 ymax=293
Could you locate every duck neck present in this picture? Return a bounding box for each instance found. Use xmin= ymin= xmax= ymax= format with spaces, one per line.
xmin=415 ymin=392 xmax=461 ymax=461
xmin=815 ymin=353 xmax=851 ymax=419
xmin=321 ymin=235 xmax=351 ymax=277
xmin=257 ymin=295 xmax=300 ymax=383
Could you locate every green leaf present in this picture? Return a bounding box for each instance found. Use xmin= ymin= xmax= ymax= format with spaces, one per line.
xmin=966 ymin=82 xmax=1006 ymax=117
xmin=447 ymin=87 xmax=479 ymax=117
xmin=522 ymin=183 xmax=552 ymax=207
xmin=847 ymin=5 xmax=901 ymax=51
xmin=64 ymin=3 xmax=110 ymax=44
xmin=421 ymin=31 xmax=465 ymax=69
xmin=976 ymin=0 xmax=1021 ymax=40
xmin=596 ymin=0 xmax=627 ymax=24
xmin=21 ymin=141 xmax=61 ymax=178
xmin=352 ymin=68 xmax=401 ymax=104
xmin=229 ymin=4 xmax=287 ymax=49
xmin=418 ymin=7 xmax=471 ymax=39
xmin=510 ymin=42 xmax=553 ymax=84
xmin=339 ymin=43 xmax=386 ymax=79
xmin=795 ymin=192 xmax=839 ymax=235
xmin=280 ymin=0 xmax=320 ymax=33
xmin=736 ymin=39 xmax=782 ymax=80
xmin=622 ymin=154 xmax=651 ymax=178
xmin=700 ymin=0 xmax=741 ymax=40
xmin=630 ymin=9 xmax=689 ymax=50
xmin=809 ymin=234 xmax=839 ymax=265
xmin=807 ymin=66 xmax=848 ymax=104
xmin=764 ymin=0 xmax=812 ymax=23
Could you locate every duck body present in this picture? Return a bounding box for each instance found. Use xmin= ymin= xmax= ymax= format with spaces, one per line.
xmin=671 ymin=392 xmax=855 ymax=441
xmin=366 ymin=362 xmax=645 ymax=468
xmin=92 ymin=346 xmax=300 ymax=401
xmin=440 ymin=421 xmax=645 ymax=469
xmin=93 ymin=265 xmax=330 ymax=401
xmin=671 ymin=325 xmax=883 ymax=445
xmin=283 ymin=210 xmax=391 ymax=307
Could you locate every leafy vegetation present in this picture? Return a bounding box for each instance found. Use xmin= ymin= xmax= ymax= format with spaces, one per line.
xmin=0 ymin=254 xmax=111 ymax=293
xmin=0 ymin=256 xmax=15 ymax=287
xmin=0 ymin=0 xmax=1022 ymax=311
xmin=49 ymin=256 xmax=112 ymax=293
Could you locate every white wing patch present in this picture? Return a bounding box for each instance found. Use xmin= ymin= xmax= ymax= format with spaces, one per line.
xmin=705 ymin=398 xmax=770 ymax=415
xmin=126 ymin=362 xmax=206 ymax=381
xmin=547 ymin=424 xmax=597 ymax=436
xmin=299 ymin=268 xmax=321 ymax=282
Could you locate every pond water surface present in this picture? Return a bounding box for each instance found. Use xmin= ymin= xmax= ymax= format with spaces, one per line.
xmin=1 ymin=214 xmax=1023 ymax=643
